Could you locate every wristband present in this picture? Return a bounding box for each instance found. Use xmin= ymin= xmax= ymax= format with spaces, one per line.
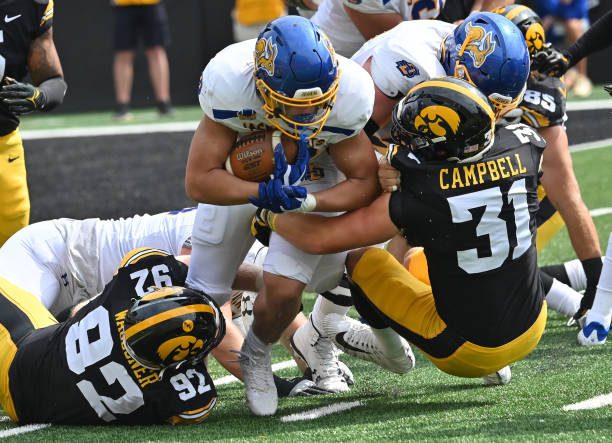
xmin=297 ymin=194 xmax=317 ymax=212
xmin=582 ymin=257 xmax=603 ymax=287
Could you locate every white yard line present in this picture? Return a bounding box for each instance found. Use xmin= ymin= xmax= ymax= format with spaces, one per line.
xmin=0 ymin=424 xmax=50 ymax=438
xmin=20 ymin=121 xmax=199 ymax=140
xmin=214 ymin=359 xmax=297 ymax=386
xmin=280 ymin=401 xmax=363 ymax=422
xmin=562 ymin=393 xmax=612 ymax=411
xmin=591 ymin=207 xmax=612 ymax=218
xmin=570 ymin=138 xmax=612 ymax=153
xmin=566 ymin=100 xmax=612 ymax=111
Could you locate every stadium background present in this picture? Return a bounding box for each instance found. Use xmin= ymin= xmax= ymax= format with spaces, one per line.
xmin=52 ymin=0 xmax=611 ymax=112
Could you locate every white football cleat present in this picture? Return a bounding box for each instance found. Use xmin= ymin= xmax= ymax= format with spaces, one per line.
xmin=577 ymin=321 xmax=609 ymax=346
xmin=482 ymin=365 xmax=512 ymax=386
xmin=290 ymin=316 xmax=350 ymax=393
xmin=326 ymin=314 xmax=415 ymax=374
xmin=337 ymin=360 xmax=355 ymax=386
xmin=237 ymin=331 xmax=277 ymax=416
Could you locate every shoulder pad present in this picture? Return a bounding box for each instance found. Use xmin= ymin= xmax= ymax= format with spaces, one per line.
xmin=119 ymin=247 xmax=172 ymax=269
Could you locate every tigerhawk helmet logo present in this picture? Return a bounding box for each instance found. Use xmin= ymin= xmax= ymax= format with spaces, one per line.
xmin=255 ymin=37 xmax=278 ymax=77
xmin=462 ymin=22 xmax=496 ymax=68
xmin=414 ymin=106 xmax=461 ymax=138
xmin=157 ymin=335 xmax=204 ymax=363
xmin=525 ymin=23 xmax=545 ymax=56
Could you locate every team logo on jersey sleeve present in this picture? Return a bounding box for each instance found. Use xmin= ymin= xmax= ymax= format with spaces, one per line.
xmin=255 ymin=37 xmax=278 ymax=77
xmin=414 ymin=105 xmax=460 ymax=137
xmin=525 ymin=23 xmax=545 ymax=55
xmin=462 ymin=23 xmax=496 ymax=68
xmin=237 ymin=109 xmax=257 ymax=120
xmin=396 ymin=60 xmax=420 ymax=78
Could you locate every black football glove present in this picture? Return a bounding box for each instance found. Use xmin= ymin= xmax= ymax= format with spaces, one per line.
xmin=532 ymin=47 xmax=572 ymax=77
xmin=250 ymin=208 xmax=274 ymax=246
xmin=0 ymin=76 xmax=45 ymax=114
xmin=571 ymin=257 xmax=603 ymax=324
xmin=604 ymin=85 xmax=612 ymax=96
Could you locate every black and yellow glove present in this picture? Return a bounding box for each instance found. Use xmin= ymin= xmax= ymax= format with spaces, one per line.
xmin=532 ymin=47 xmax=572 ymax=77
xmin=250 ymin=208 xmax=277 ymax=246
xmin=0 ymin=76 xmax=45 ymax=114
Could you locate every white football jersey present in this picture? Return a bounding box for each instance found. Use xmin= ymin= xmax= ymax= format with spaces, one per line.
xmin=0 ymin=209 xmax=195 ymax=318
xmin=351 ymin=20 xmax=454 ymax=98
xmin=199 ymin=38 xmax=374 ymax=149
xmin=312 ymin=0 xmax=444 ymax=57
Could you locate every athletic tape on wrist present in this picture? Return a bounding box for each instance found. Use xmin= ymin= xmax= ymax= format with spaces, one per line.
xmin=297 ymin=194 xmax=317 ymax=212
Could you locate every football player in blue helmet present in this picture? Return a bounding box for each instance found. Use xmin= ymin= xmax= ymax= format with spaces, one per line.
xmin=253 ymin=15 xmax=339 ymax=140
xmin=441 ymin=12 xmax=530 ymax=118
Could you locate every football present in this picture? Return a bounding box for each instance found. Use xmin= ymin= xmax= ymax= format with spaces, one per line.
xmin=225 ymin=129 xmax=298 ymax=182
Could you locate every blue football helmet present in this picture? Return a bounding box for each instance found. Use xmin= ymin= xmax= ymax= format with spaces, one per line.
xmin=253 ymin=15 xmax=339 ymax=140
xmin=441 ymin=12 xmax=530 ymax=118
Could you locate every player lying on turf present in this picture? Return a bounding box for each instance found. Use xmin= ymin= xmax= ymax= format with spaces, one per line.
xmin=0 ymin=209 xmax=332 ymax=397
xmin=253 ymin=77 xmax=559 ymax=384
xmin=0 ymin=249 xmax=225 ymax=425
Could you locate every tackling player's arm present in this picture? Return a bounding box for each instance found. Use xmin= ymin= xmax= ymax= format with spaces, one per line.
xmin=28 ymin=28 xmax=63 ymax=85
xmin=310 ymin=130 xmax=380 ymax=212
xmin=268 ymin=192 xmax=398 ymax=254
xmin=538 ymin=126 xmax=600 ymax=261
xmin=343 ymin=8 xmax=402 ymax=41
xmin=185 ymin=116 xmax=260 ymax=204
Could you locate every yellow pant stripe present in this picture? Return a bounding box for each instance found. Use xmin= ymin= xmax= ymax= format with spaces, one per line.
xmin=351 ymin=247 xmax=546 ymax=377
xmin=0 ymin=325 xmax=18 ymax=422
xmin=352 ymin=248 xmax=446 ymax=339
xmin=427 ymin=302 xmax=547 ymax=377
xmin=0 ymin=277 xmax=57 ymax=330
xmin=0 ymin=277 xmax=57 ymax=422
xmin=0 ymin=128 xmax=29 ymax=246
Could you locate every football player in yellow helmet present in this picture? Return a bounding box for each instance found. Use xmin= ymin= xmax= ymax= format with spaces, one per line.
xmin=257 ymin=77 xmax=557 ymax=385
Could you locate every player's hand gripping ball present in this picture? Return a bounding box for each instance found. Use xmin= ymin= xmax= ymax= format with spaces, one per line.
xmin=225 ymin=129 xmax=298 ymax=182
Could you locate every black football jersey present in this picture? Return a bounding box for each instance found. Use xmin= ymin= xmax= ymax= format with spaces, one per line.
xmin=0 ymin=0 xmax=53 ymax=134
xmin=9 ymin=250 xmax=219 ymax=425
xmin=389 ymin=124 xmax=547 ymax=346
xmin=519 ymin=74 xmax=567 ymax=128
